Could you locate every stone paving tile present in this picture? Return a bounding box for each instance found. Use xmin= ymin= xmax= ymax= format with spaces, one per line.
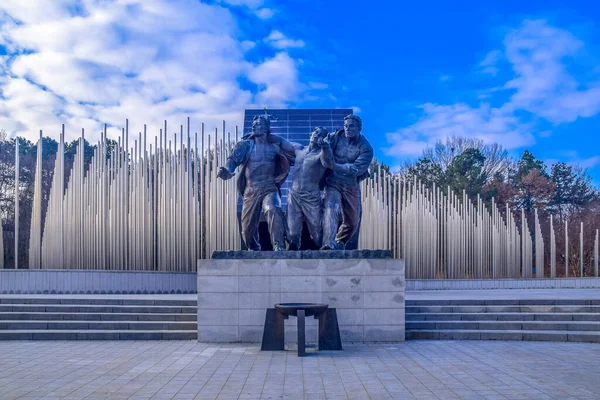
xmin=1 ymin=341 xmax=600 ymax=399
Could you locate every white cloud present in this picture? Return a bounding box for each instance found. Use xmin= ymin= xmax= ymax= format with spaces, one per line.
xmin=554 ymin=152 xmax=600 ymax=169
xmin=218 ymin=0 xmax=274 ymax=19
xmin=249 ymin=52 xmax=302 ymax=106
xmin=265 ymin=30 xmax=305 ymax=49
xmin=579 ymin=155 xmax=600 ymax=169
xmin=308 ymin=82 xmax=328 ymax=89
xmin=439 ymin=75 xmax=452 ymax=82
xmin=351 ymin=106 xmax=361 ymax=113
xmin=256 ymin=8 xmax=275 ymax=20
xmin=241 ymin=40 xmax=256 ymax=52
xmin=385 ymin=103 xmax=534 ymax=158
xmin=0 ymin=0 xmax=76 ymax=24
xmin=479 ymin=49 xmax=502 ymax=76
xmin=0 ymin=0 xmax=305 ymax=143
xmin=0 ymin=78 xmax=64 ymax=134
xmin=220 ymin=0 xmax=264 ymax=8
xmin=503 ymin=20 xmax=600 ymax=123
xmin=386 ymin=19 xmax=600 ymax=161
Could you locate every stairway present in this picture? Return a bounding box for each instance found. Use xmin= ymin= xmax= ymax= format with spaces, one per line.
xmin=406 ymin=299 xmax=600 ymax=343
xmin=0 ymin=297 xmax=197 ymax=340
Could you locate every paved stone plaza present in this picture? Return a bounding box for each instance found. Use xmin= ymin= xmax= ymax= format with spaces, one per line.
xmin=0 ymin=340 xmax=599 ymax=400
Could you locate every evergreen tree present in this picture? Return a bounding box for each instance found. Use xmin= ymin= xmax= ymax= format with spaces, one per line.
xmin=550 ymin=162 xmax=599 ymax=219
xmin=444 ymin=148 xmax=487 ymax=197
xmin=508 ymin=151 xmax=554 ymax=212
xmin=404 ymin=157 xmax=444 ymax=188
xmin=515 ymin=150 xmax=548 ymax=182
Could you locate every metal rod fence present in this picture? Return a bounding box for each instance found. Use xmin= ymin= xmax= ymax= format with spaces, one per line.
xmin=3 ymin=121 xmax=599 ymax=277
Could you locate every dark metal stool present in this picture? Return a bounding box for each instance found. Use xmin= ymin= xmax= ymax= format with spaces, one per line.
xmin=261 ymin=303 xmax=342 ymax=356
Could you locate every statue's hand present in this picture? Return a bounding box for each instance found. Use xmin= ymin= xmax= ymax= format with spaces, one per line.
xmin=340 ymin=164 xmax=358 ymax=176
xmin=320 ymin=136 xmax=331 ymax=148
xmin=217 ymin=167 xmax=234 ymax=180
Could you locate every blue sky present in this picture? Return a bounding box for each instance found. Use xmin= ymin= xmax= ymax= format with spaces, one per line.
xmin=1 ymin=0 xmax=600 ymax=182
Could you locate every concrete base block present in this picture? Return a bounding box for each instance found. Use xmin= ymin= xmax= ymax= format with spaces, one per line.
xmin=365 ymin=325 xmax=405 ymax=341
xmin=197 ymin=325 xmax=238 ymax=342
xmin=198 ymin=255 xmax=404 ymax=343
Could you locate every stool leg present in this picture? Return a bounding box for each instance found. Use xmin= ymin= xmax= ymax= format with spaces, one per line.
xmin=261 ymin=308 xmax=285 ymax=351
xmin=297 ymin=309 xmax=306 ymax=357
xmin=318 ymin=308 xmax=342 ymax=350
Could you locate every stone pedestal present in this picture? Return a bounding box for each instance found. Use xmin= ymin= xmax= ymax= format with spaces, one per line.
xmin=197 ymin=250 xmax=405 ymax=343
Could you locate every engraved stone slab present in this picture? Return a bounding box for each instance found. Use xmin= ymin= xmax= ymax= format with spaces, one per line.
xmin=198 ymin=252 xmax=404 ymax=343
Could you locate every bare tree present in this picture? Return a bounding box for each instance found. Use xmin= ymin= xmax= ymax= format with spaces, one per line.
xmin=422 ymin=136 xmax=514 ymax=179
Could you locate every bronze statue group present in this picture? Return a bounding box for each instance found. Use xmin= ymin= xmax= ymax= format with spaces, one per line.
xmin=217 ymin=114 xmax=373 ymax=251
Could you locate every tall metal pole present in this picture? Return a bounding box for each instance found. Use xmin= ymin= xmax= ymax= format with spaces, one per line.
xmin=580 ymin=222 xmax=584 ymax=277
xmin=0 ymin=210 xmax=3 ymax=269
xmin=595 ymin=229 xmax=599 ymax=278
xmin=60 ymin=126 xmax=64 ymax=269
xmin=14 ymin=137 xmax=19 ymax=269
xmin=80 ymin=130 xmax=85 ymax=270
xmin=565 ymin=220 xmax=569 ymax=278
xmin=550 ymin=215 xmax=556 ymax=278
xmin=29 ymin=131 xmax=43 ymax=269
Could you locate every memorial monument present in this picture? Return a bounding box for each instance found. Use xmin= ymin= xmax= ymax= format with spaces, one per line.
xmin=200 ymin=112 xmax=405 ymax=345
xmin=218 ymin=112 xmax=374 ymax=251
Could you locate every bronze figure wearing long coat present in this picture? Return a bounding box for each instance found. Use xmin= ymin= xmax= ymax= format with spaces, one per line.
xmin=321 ymin=115 xmax=373 ymax=250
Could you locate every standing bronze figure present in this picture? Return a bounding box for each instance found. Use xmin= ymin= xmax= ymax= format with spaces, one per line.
xmin=321 ymin=115 xmax=373 ymax=250
xmin=286 ymin=127 xmax=330 ymax=250
xmin=217 ymin=115 xmax=295 ymax=251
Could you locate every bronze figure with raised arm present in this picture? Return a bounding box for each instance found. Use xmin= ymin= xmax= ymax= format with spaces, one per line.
xmin=217 ymin=115 xmax=295 ymax=251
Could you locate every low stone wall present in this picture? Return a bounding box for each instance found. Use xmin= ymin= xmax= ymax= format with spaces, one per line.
xmin=407 ymin=277 xmax=600 ymax=290
xmin=0 ymin=270 xmax=196 ymax=294
xmin=197 ymin=251 xmax=405 ymax=343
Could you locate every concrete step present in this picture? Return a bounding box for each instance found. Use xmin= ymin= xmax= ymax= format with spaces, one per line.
xmin=0 ymin=297 xmax=199 ymax=340
xmin=406 ymin=329 xmax=600 ymax=343
xmin=407 ymin=320 xmax=600 ymax=331
xmin=0 ymin=304 xmax=197 ymax=313
xmin=0 ymin=330 xmax=197 ymax=340
xmin=0 ymin=312 xmax=197 ymax=321
xmin=0 ymin=320 xmax=196 ymax=330
xmin=406 ymin=305 xmax=600 ymax=313
xmin=406 ymin=312 xmax=600 ymax=322
xmin=0 ymin=298 xmax=197 ymax=306
xmin=406 ymin=299 xmax=600 ymax=306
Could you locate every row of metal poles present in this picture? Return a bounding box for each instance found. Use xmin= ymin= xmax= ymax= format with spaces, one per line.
xmin=11 ymin=119 xmax=241 ymax=271
xmin=357 ymin=170 xmax=599 ymax=279
xmin=2 ymin=122 xmax=600 ymax=276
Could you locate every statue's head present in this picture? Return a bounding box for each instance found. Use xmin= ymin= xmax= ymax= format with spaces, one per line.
xmin=252 ymin=115 xmax=271 ymax=137
xmin=343 ymin=114 xmax=362 ymax=139
xmin=310 ymin=126 xmax=328 ymax=146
